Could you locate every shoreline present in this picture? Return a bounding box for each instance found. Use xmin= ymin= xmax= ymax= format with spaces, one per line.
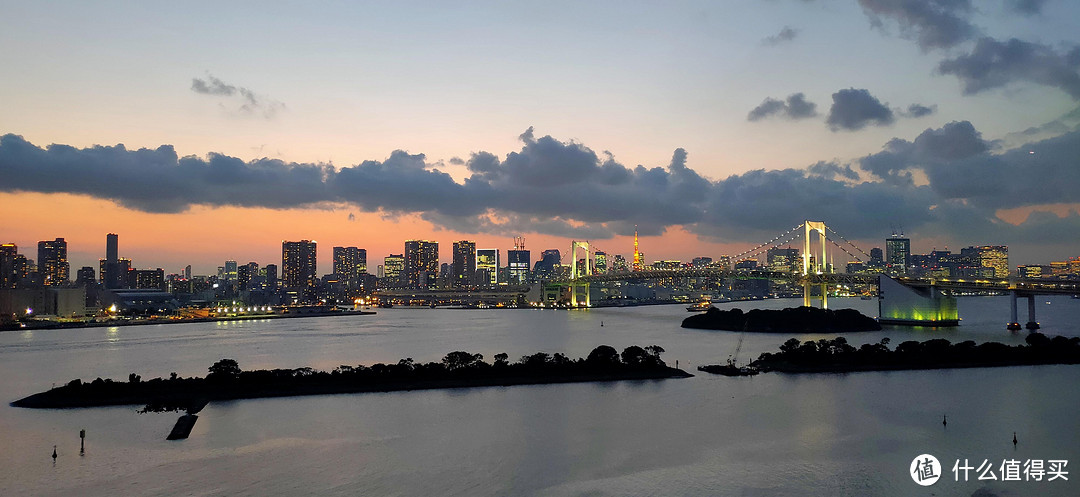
xmin=748 ymin=359 xmax=1080 ymax=374
xmin=0 ymin=309 xmax=377 ymax=332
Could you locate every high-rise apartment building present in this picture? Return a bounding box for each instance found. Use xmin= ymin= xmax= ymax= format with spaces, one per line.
xmin=404 ymin=240 xmax=439 ymax=289
xmin=383 ymin=254 xmax=404 ymax=286
xmin=1 ymin=243 xmax=17 ymax=288
xmin=333 ymin=246 xmax=368 ymax=290
xmin=452 ymin=241 xmax=476 ymax=287
xmin=282 ymin=240 xmax=317 ymax=301
xmin=37 ymin=238 xmax=69 ymax=286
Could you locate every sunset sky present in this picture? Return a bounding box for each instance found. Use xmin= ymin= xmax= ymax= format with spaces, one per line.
xmin=2 ymin=1 xmax=1080 ymax=275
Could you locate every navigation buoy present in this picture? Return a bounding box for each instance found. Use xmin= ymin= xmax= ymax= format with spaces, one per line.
xmin=52 ymin=445 xmax=57 ymax=461
xmin=943 ymin=414 xmax=947 ymax=428
xmin=1013 ymin=432 xmax=1018 ymax=446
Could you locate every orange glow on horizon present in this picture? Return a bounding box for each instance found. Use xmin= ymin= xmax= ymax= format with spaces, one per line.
xmin=1 ymin=192 xmax=752 ymax=276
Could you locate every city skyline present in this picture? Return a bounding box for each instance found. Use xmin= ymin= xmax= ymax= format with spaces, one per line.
xmin=3 ymin=2 xmax=1080 ymax=271
xmin=1 ymin=229 xmax=1072 ymax=281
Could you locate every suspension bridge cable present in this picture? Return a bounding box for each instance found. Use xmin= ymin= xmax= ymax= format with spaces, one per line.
xmin=825 ymin=225 xmax=871 ymax=261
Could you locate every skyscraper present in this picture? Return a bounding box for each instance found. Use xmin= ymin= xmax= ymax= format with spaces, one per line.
xmin=224 ymin=260 xmax=239 ymax=287
xmin=767 ymin=247 xmax=800 ymax=273
xmin=37 ymin=238 xmax=69 ymax=286
xmin=452 ymin=241 xmax=476 ymax=287
xmin=282 ymin=240 xmax=317 ymax=301
xmin=508 ymin=247 xmax=531 ymax=284
xmin=404 ymin=240 xmax=439 ymax=289
xmin=106 ymin=233 xmax=118 ymax=264
xmin=1 ymin=243 xmax=17 ymax=288
xmin=533 ymin=249 xmax=562 ymax=278
xmin=103 ymin=233 xmax=127 ymax=289
xmin=383 ymin=254 xmax=404 ymax=286
xmin=333 ymin=246 xmax=368 ymax=290
xmin=264 ymin=264 xmax=278 ymax=289
xmin=476 ymin=248 xmax=500 ymax=286
xmin=965 ymin=245 xmax=1009 ymax=278
xmin=885 ymin=235 xmax=910 ymax=275
xmin=593 ymin=251 xmax=607 ymax=274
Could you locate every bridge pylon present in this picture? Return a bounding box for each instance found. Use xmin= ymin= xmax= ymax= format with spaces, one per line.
xmin=569 ymin=240 xmax=591 ymax=307
xmin=802 ymin=221 xmax=828 ymax=309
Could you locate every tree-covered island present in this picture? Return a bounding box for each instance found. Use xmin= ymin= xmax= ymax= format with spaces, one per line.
xmin=744 ymin=333 xmax=1080 ymax=373
xmin=12 ymin=345 xmax=690 ymax=409
xmin=682 ymin=306 xmax=881 ymax=333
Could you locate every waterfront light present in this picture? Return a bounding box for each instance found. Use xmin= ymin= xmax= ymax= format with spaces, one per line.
xmin=25 ymin=307 xmax=32 ymax=315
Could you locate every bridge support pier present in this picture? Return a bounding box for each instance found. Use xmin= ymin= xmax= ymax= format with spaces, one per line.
xmin=802 ymin=281 xmax=828 ymax=309
xmin=569 ymin=282 xmax=590 ymax=308
xmin=1025 ymin=295 xmax=1039 ymax=330
xmin=1007 ymin=291 xmax=1022 ymax=331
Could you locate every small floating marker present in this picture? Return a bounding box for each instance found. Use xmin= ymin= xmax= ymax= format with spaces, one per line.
xmin=1013 ymin=432 xmax=1018 ymax=446
xmin=600 ymin=321 xmax=604 ymax=327
xmin=80 ymin=429 xmax=86 ymax=455
xmin=943 ymin=414 xmax=947 ymax=428
xmin=52 ymin=445 xmax=57 ymax=461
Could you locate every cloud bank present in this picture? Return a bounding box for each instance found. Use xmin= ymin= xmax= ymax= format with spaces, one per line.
xmin=2 ymin=126 xmax=1079 ymax=249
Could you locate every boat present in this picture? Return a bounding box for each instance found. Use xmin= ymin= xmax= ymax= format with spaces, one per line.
xmin=697 ymin=364 xmax=758 ymax=376
xmin=697 ymin=333 xmax=758 ymax=376
xmin=686 ymin=301 xmax=713 ymax=312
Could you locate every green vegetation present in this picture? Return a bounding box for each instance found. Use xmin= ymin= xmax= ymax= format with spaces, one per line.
xmin=12 ymin=345 xmax=688 ymax=409
xmin=750 ymin=333 xmax=1080 ymax=373
xmin=682 ymin=306 xmax=881 ymax=333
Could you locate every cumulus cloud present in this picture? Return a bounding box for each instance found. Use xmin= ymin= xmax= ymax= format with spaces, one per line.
xmin=937 ymin=37 xmax=1080 ymax=100
xmin=762 ymin=26 xmax=799 ymax=46
xmin=826 ymin=88 xmax=895 ymax=131
xmin=191 ymin=74 xmax=285 ymax=119
xmin=3 ymin=125 xmax=1080 ymax=249
xmin=857 ymin=0 xmax=977 ymax=51
xmin=747 ymin=93 xmax=819 ymax=121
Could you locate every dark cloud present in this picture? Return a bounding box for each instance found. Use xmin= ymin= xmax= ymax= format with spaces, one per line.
xmin=826 ymin=88 xmax=895 ymax=131
xmin=762 ymin=26 xmax=799 ymax=46
xmin=806 ymin=161 xmax=860 ymax=181
xmin=858 ymin=120 xmax=989 ymax=183
xmin=747 ymin=93 xmax=819 ymax=121
xmin=191 ymin=74 xmax=285 ymax=119
xmin=3 ymin=125 xmax=1080 ymax=250
xmin=857 ymin=0 xmax=977 ymax=51
xmin=937 ymin=37 xmax=1080 ymax=100
xmin=448 ymin=157 xmax=465 ymax=165
xmin=859 ymin=120 xmax=1080 ymax=211
xmin=1006 ymin=0 xmax=1049 ymax=16
xmin=903 ymin=103 xmax=937 ymax=118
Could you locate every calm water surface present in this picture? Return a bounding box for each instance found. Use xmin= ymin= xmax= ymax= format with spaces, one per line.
xmin=1 ymin=297 xmax=1078 ymax=496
